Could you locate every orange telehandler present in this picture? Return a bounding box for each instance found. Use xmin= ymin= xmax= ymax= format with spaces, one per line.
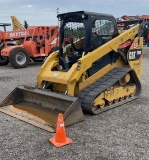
xmin=0 ymin=22 xmax=28 ymax=65
xmin=1 ymin=25 xmax=59 ymax=68
xmin=0 ymin=16 xmax=59 ymax=68
xmin=0 ymin=16 xmax=31 ymax=65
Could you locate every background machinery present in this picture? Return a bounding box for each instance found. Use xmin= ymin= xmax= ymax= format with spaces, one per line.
xmin=0 ymin=23 xmax=11 ymax=31
xmin=0 ymin=16 xmax=59 ymax=68
xmin=0 ymin=16 xmax=30 ymax=66
xmin=0 ymin=21 xmax=28 ymax=65
xmin=0 ymin=23 xmax=13 ymax=65
xmin=117 ymin=15 xmax=149 ymax=46
xmin=1 ymin=25 xmax=59 ymax=68
xmin=0 ymin=11 xmax=146 ymax=132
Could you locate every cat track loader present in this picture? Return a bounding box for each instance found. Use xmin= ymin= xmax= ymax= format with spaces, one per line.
xmin=0 ymin=11 xmax=146 ymax=132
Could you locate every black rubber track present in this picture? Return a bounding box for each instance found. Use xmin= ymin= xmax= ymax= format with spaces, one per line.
xmin=78 ymin=67 xmax=141 ymax=114
xmin=0 ymin=55 xmax=9 ymax=66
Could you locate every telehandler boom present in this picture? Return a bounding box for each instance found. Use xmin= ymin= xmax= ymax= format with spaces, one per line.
xmin=0 ymin=11 xmax=146 ymax=132
xmin=10 ymin=16 xmax=26 ymax=30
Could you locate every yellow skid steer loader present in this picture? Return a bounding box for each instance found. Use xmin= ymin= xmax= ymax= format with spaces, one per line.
xmin=0 ymin=11 xmax=147 ymax=132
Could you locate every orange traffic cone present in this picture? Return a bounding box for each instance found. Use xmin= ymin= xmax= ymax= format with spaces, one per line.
xmin=49 ymin=113 xmax=72 ymax=147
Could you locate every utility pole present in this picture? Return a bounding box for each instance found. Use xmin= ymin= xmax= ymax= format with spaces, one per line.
xmin=56 ymin=7 xmax=59 ymax=26
xmin=56 ymin=7 xmax=59 ymax=15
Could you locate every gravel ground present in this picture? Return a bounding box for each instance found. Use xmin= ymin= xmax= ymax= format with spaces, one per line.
xmin=0 ymin=48 xmax=149 ymax=160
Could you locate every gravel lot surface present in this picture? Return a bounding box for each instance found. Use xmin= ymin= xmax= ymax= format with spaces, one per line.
xmin=0 ymin=48 xmax=149 ymax=160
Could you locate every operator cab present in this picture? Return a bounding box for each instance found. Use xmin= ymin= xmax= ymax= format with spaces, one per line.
xmin=57 ymin=11 xmax=118 ymax=70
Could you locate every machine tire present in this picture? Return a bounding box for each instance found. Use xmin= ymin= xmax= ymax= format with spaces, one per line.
xmin=9 ymin=47 xmax=30 ymax=69
xmin=0 ymin=55 xmax=9 ymax=66
xmin=0 ymin=43 xmax=15 ymax=66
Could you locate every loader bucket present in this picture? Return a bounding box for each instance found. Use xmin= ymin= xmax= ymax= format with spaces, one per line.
xmin=0 ymin=85 xmax=84 ymax=132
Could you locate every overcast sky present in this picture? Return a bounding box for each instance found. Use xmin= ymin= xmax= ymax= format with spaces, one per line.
xmin=1 ymin=0 xmax=149 ymax=30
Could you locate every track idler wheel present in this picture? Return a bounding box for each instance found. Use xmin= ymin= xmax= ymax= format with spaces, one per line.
xmin=92 ymin=99 xmax=106 ymax=113
xmin=119 ymin=73 xmax=131 ymax=86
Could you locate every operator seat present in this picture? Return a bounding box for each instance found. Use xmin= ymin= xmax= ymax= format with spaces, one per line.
xmin=91 ymin=32 xmax=104 ymax=50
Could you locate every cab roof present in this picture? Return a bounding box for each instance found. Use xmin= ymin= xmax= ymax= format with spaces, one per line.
xmin=57 ymin=11 xmax=115 ymax=20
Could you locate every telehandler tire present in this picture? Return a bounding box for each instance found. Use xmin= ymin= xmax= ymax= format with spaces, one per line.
xmin=9 ymin=47 xmax=30 ymax=69
xmin=0 ymin=55 xmax=9 ymax=66
xmin=0 ymin=43 xmax=16 ymax=66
